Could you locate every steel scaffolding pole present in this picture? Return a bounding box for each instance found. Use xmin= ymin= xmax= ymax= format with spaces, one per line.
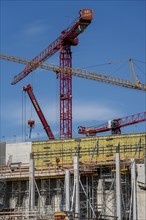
xmin=131 ymin=158 xmax=137 ymax=220
xmin=144 ymin=140 xmax=146 ymax=188
xmin=116 ymin=144 xmax=122 ymax=220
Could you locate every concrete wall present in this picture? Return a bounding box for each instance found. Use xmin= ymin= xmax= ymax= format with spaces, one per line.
xmin=137 ymin=185 xmax=146 ymax=220
xmin=137 ymin=164 xmax=146 ymax=220
xmin=0 ymin=142 xmax=6 ymax=165
xmin=6 ymin=142 xmax=32 ymax=164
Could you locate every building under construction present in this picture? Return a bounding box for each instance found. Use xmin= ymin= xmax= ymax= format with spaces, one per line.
xmin=0 ymin=132 xmax=146 ymax=219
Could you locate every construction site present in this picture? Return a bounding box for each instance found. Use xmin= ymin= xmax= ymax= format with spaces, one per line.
xmin=0 ymin=6 xmax=146 ymax=220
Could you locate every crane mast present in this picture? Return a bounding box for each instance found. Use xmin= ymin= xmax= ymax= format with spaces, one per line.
xmin=60 ymin=46 xmax=72 ymax=138
xmin=78 ymin=111 xmax=146 ymax=136
xmin=10 ymin=9 xmax=93 ymax=139
xmin=23 ymin=84 xmax=55 ymax=140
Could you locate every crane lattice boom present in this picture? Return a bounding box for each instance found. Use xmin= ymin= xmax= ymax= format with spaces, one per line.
xmin=23 ymin=84 xmax=55 ymax=140
xmin=11 ymin=9 xmax=93 ymax=85
xmin=78 ymin=111 xmax=146 ymax=135
xmin=1 ymin=53 xmax=146 ymax=91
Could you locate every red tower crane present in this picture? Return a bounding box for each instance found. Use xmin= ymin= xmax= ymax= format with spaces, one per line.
xmin=78 ymin=111 xmax=146 ymax=136
xmin=11 ymin=9 xmax=93 ymax=139
xmin=23 ymin=84 xmax=55 ymax=140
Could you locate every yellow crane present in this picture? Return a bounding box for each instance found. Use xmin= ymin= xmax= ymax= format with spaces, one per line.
xmin=0 ymin=53 xmax=146 ymax=91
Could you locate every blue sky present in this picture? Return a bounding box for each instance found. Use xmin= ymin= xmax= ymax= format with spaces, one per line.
xmin=0 ymin=0 xmax=146 ymax=142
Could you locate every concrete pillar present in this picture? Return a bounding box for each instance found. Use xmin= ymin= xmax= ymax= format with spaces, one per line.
xmin=97 ymin=179 xmax=103 ymax=214
xmin=74 ymin=156 xmax=80 ymax=218
xmin=137 ymin=164 xmax=146 ymax=219
xmin=144 ymin=139 xmax=146 ymax=187
xmin=29 ymin=153 xmax=35 ymax=211
xmin=116 ymin=145 xmax=122 ymax=220
xmin=9 ymin=197 xmax=17 ymax=209
xmin=131 ymin=158 xmax=137 ymax=220
xmin=54 ymin=179 xmax=62 ymax=212
xmin=23 ymin=196 xmax=29 ymax=218
xmin=39 ymin=195 xmax=46 ymax=216
xmin=65 ymin=169 xmax=70 ymax=215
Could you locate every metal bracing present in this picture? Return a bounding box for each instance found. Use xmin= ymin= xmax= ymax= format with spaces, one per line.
xmin=79 ymin=178 xmax=96 ymax=218
xmin=0 ymin=180 xmax=29 ymax=213
xmin=121 ymin=172 xmax=131 ymax=220
xmin=79 ymin=175 xmax=98 ymax=219
xmin=0 ymin=167 xmax=137 ymax=219
xmin=99 ymin=177 xmax=116 ymax=218
xmin=96 ymin=165 xmax=117 ymax=219
xmin=11 ymin=181 xmax=23 ymax=209
xmin=0 ymin=181 xmax=7 ymax=211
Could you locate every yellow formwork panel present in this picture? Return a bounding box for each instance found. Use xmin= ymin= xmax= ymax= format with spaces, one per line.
xmin=32 ymin=133 xmax=146 ymax=169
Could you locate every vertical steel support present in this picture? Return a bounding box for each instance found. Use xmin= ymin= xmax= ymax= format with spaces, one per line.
xmin=60 ymin=45 xmax=72 ymax=139
xmin=131 ymin=158 xmax=137 ymax=220
xmin=65 ymin=169 xmax=70 ymax=217
xmin=144 ymin=140 xmax=146 ymax=187
xmin=116 ymin=145 xmax=122 ymax=220
xmin=74 ymin=156 xmax=80 ymax=218
xmin=29 ymin=153 xmax=35 ymax=211
xmin=86 ymin=176 xmax=89 ymax=218
xmin=91 ymin=176 xmax=95 ymax=218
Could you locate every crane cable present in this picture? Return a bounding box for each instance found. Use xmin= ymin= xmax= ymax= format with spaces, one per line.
xmin=82 ymin=58 xmax=145 ymax=85
xmin=22 ymin=90 xmax=24 ymax=142
xmin=132 ymin=61 xmax=145 ymax=75
xmin=81 ymin=59 xmax=131 ymax=78
xmin=30 ymin=72 xmax=34 ymax=119
xmin=81 ymin=58 xmax=129 ymax=70
xmin=132 ymin=59 xmax=146 ymax=64
xmin=110 ymin=60 xmax=128 ymax=76
xmin=29 ymin=72 xmax=35 ymax=139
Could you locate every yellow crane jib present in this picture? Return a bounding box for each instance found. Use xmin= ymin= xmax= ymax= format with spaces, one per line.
xmin=0 ymin=53 xmax=146 ymax=91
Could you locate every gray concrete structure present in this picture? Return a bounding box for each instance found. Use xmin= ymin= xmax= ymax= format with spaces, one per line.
xmin=137 ymin=164 xmax=146 ymax=220
xmin=0 ymin=142 xmax=6 ymax=165
xmin=6 ymin=142 xmax=32 ymax=164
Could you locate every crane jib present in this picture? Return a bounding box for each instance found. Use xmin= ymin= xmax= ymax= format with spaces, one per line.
xmin=78 ymin=111 xmax=146 ymax=135
xmin=23 ymin=84 xmax=55 ymax=140
xmin=0 ymin=53 xmax=145 ymax=91
xmin=11 ymin=9 xmax=94 ymax=85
